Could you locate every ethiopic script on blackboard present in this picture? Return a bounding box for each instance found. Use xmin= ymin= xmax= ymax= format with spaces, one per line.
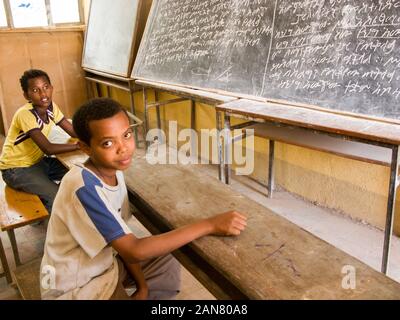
xmin=133 ymin=0 xmax=400 ymax=120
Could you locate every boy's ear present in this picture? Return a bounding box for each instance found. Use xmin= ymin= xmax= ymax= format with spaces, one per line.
xmin=23 ymin=92 xmax=30 ymax=101
xmin=78 ymin=141 xmax=91 ymax=156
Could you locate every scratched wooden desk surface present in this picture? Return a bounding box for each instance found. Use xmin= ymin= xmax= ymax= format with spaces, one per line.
xmin=124 ymin=150 xmax=400 ymax=299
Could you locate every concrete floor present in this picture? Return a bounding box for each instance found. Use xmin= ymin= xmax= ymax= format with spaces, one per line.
xmin=1 ymin=135 xmax=399 ymax=298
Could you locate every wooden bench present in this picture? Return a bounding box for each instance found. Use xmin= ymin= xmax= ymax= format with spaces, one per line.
xmin=216 ymin=98 xmax=400 ymax=274
xmin=0 ymin=177 xmax=48 ymax=284
xmin=124 ymin=150 xmax=400 ymax=299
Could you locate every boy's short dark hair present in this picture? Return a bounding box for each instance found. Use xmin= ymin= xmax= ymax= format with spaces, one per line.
xmin=20 ymin=69 xmax=51 ymax=93
xmin=73 ymin=97 xmax=127 ymax=145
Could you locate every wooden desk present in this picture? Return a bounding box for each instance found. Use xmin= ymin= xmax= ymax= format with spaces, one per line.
xmin=50 ymin=128 xmax=400 ymax=299
xmin=55 ymin=151 xmax=88 ymax=170
xmin=52 ymin=138 xmax=400 ymax=299
xmin=124 ymin=150 xmax=400 ymax=299
xmin=216 ymin=99 xmax=400 ymax=275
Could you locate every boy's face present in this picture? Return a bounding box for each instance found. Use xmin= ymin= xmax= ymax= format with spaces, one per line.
xmin=82 ymin=111 xmax=135 ymax=172
xmin=24 ymin=76 xmax=53 ymax=110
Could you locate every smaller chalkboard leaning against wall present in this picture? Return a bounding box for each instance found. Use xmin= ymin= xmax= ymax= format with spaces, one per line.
xmin=82 ymin=0 xmax=151 ymax=78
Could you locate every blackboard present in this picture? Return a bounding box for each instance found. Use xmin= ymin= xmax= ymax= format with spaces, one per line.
xmin=82 ymin=0 xmax=150 ymax=77
xmin=133 ymin=0 xmax=400 ymax=121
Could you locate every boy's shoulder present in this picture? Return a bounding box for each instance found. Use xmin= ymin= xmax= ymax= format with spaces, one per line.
xmin=60 ymin=164 xmax=103 ymax=192
xmin=14 ymin=102 xmax=35 ymax=116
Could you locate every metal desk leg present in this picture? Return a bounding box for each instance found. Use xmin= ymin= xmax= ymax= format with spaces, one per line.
xmin=7 ymin=229 xmax=21 ymax=266
xmin=381 ymin=145 xmax=399 ymax=274
xmin=216 ymin=111 xmax=223 ymax=182
xmin=143 ymin=88 xmax=149 ymax=150
xmin=224 ymin=114 xmax=231 ymax=185
xmin=268 ymin=140 xmax=275 ymax=198
xmin=128 ymin=80 xmax=139 ymax=147
xmin=95 ymin=83 xmax=101 ymax=98
xmin=155 ymin=91 xmax=162 ymax=131
xmin=191 ymin=100 xmax=196 ymax=130
xmin=0 ymin=236 xmax=12 ymax=284
xmin=191 ymin=100 xmax=196 ymax=158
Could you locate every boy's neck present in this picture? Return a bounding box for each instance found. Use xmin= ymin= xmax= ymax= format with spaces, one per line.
xmin=85 ymin=159 xmax=117 ymax=186
xmin=32 ymin=103 xmax=49 ymax=117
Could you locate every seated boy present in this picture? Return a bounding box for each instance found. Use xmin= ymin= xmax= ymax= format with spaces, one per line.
xmin=0 ymin=69 xmax=79 ymax=213
xmin=40 ymin=97 xmax=247 ymax=300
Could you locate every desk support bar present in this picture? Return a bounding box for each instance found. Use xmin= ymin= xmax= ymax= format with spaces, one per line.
xmin=128 ymin=81 xmax=139 ymax=145
xmin=7 ymin=230 xmax=20 ymax=266
xmin=127 ymin=111 xmax=143 ymax=127
xmin=155 ymin=91 xmax=162 ymax=139
xmin=0 ymin=237 xmax=12 ymax=283
xmin=224 ymin=113 xmax=231 ymax=184
xmin=143 ymin=90 xmax=193 ymax=148
xmin=216 ymin=111 xmax=223 ymax=182
xmin=143 ymin=88 xmax=149 ymax=150
xmin=147 ymin=97 xmax=187 ymax=108
xmin=268 ymin=140 xmax=275 ymax=198
xmin=381 ymin=145 xmax=400 ymax=274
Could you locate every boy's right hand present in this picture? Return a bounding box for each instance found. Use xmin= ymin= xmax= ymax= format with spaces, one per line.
xmin=207 ymin=211 xmax=247 ymax=236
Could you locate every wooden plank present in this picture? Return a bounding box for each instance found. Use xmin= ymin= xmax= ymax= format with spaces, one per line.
xmin=84 ymin=68 xmax=137 ymax=83
xmin=56 ymin=151 xmax=88 ymax=170
xmin=13 ymin=258 xmax=41 ymax=300
xmin=0 ymin=177 xmax=48 ymax=231
xmin=124 ymin=150 xmax=400 ymax=299
xmin=136 ymin=79 xmax=238 ymax=105
xmin=85 ymin=76 xmax=131 ymax=92
xmin=217 ymin=99 xmax=400 ymax=146
xmin=245 ymin=123 xmax=392 ymax=167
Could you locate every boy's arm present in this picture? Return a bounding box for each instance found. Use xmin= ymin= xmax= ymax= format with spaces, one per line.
xmin=111 ymin=211 xmax=247 ymax=264
xmin=29 ymin=129 xmax=79 ymax=155
xmin=58 ymin=118 xmax=77 ymax=138
xmin=121 ymin=261 xmax=148 ymax=300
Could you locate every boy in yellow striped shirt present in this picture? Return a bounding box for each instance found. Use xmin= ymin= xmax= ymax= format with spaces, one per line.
xmin=0 ymin=69 xmax=79 ymax=213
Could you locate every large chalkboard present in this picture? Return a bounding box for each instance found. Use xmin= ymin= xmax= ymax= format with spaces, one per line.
xmin=133 ymin=0 xmax=400 ymax=121
xmin=82 ymin=0 xmax=151 ymax=77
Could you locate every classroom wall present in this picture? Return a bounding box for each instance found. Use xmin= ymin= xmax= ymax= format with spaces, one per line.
xmin=0 ymin=29 xmax=88 ymax=134
xmin=102 ymin=84 xmax=400 ymax=237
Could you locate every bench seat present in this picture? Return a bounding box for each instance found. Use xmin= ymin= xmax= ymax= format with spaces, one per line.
xmin=0 ymin=177 xmax=48 ymax=284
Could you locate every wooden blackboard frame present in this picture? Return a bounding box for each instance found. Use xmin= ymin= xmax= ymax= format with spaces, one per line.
xmin=82 ymin=0 xmax=149 ymax=78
